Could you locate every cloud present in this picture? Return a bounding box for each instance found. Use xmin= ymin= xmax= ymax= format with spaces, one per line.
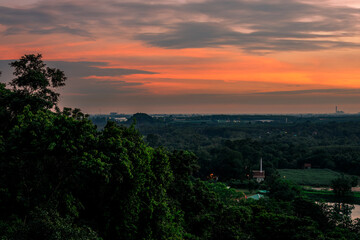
xmin=61 ymin=78 xmax=146 ymax=97
xmin=0 ymin=6 xmax=52 ymax=25
xmin=29 ymin=26 xmax=92 ymax=37
xmin=0 ymin=60 xmax=155 ymax=79
xmin=0 ymin=59 xmax=154 ymax=101
xmin=137 ymin=22 xmax=234 ymax=49
xmin=136 ymin=22 xmax=360 ymax=52
xmin=1 ymin=0 xmax=360 ymax=52
xmin=134 ymin=0 xmax=360 ymax=52
xmin=47 ymin=61 xmax=156 ymax=78
xmin=256 ymin=88 xmax=360 ymax=95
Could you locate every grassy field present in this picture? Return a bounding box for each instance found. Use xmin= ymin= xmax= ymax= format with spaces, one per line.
xmin=278 ymin=168 xmax=352 ymax=186
xmin=303 ymin=189 xmax=360 ymax=204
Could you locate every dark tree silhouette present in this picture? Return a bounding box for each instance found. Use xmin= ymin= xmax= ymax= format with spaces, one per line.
xmin=9 ymin=53 xmax=66 ymax=110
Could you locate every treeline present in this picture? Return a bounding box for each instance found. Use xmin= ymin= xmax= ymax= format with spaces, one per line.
xmin=131 ymin=118 xmax=360 ymax=179
xmin=1 ymin=54 xmax=360 ymax=239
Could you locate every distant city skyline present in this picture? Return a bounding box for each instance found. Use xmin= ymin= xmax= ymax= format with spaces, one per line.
xmin=1 ymin=0 xmax=360 ymax=114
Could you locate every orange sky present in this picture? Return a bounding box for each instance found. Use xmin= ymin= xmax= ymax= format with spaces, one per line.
xmin=1 ymin=0 xmax=360 ymax=114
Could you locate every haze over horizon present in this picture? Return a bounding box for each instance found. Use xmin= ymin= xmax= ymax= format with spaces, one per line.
xmin=1 ymin=0 xmax=360 ymax=114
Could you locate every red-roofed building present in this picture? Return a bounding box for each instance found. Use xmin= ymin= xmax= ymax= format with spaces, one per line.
xmin=304 ymin=163 xmax=311 ymax=169
xmin=253 ymin=158 xmax=265 ymax=182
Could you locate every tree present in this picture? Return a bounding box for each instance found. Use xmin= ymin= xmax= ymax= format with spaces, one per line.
xmin=9 ymin=53 xmax=66 ymax=111
xmin=1 ymin=207 xmax=101 ymax=240
xmin=331 ymin=175 xmax=354 ymax=199
xmin=267 ymin=177 xmax=301 ymax=201
xmin=126 ymin=113 xmax=154 ymax=125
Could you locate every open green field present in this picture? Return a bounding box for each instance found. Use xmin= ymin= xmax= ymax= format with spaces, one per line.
xmin=278 ymin=169 xmax=352 ymax=186
xmin=303 ymin=189 xmax=360 ymax=204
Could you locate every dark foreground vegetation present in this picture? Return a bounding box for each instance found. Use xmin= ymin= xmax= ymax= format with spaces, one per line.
xmin=1 ymin=54 xmax=360 ymax=239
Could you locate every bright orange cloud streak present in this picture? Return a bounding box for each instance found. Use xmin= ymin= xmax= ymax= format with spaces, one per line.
xmin=2 ymin=34 xmax=360 ymax=96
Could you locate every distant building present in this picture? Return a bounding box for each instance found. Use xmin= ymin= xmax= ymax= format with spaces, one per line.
xmin=253 ymin=171 xmax=265 ymax=182
xmin=303 ymin=163 xmax=311 ymax=169
xmin=255 ymin=120 xmax=274 ymax=123
xmin=253 ymin=158 xmax=265 ymax=182
xmin=335 ymin=106 xmax=344 ymax=114
xmin=114 ymin=117 xmax=127 ymax=122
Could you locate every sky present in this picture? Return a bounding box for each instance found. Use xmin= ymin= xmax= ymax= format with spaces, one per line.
xmin=1 ymin=0 xmax=360 ymax=114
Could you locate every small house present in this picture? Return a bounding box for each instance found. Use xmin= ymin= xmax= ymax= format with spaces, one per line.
xmin=303 ymin=163 xmax=311 ymax=169
xmin=252 ymin=158 xmax=265 ymax=182
xmin=252 ymin=170 xmax=265 ymax=182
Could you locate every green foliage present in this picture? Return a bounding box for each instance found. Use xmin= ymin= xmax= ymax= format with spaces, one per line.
xmin=206 ymin=182 xmax=245 ymax=205
xmin=331 ymin=175 xmax=355 ymax=198
xmin=278 ymin=169 xmax=354 ymax=187
xmin=135 ymin=114 xmax=360 ymax=179
xmin=267 ymin=177 xmax=301 ymax=201
xmin=0 ymin=106 xmax=185 ymax=239
xmin=324 ymin=203 xmax=354 ymax=228
xmin=247 ymin=179 xmax=260 ymax=193
xmin=0 ymin=208 xmax=101 ymax=240
xmin=127 ymin=113 xmax=155 ymax=125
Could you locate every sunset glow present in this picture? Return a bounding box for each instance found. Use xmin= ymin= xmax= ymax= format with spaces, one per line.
xmin=1 ymin=0 xmax=360 ymax=113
